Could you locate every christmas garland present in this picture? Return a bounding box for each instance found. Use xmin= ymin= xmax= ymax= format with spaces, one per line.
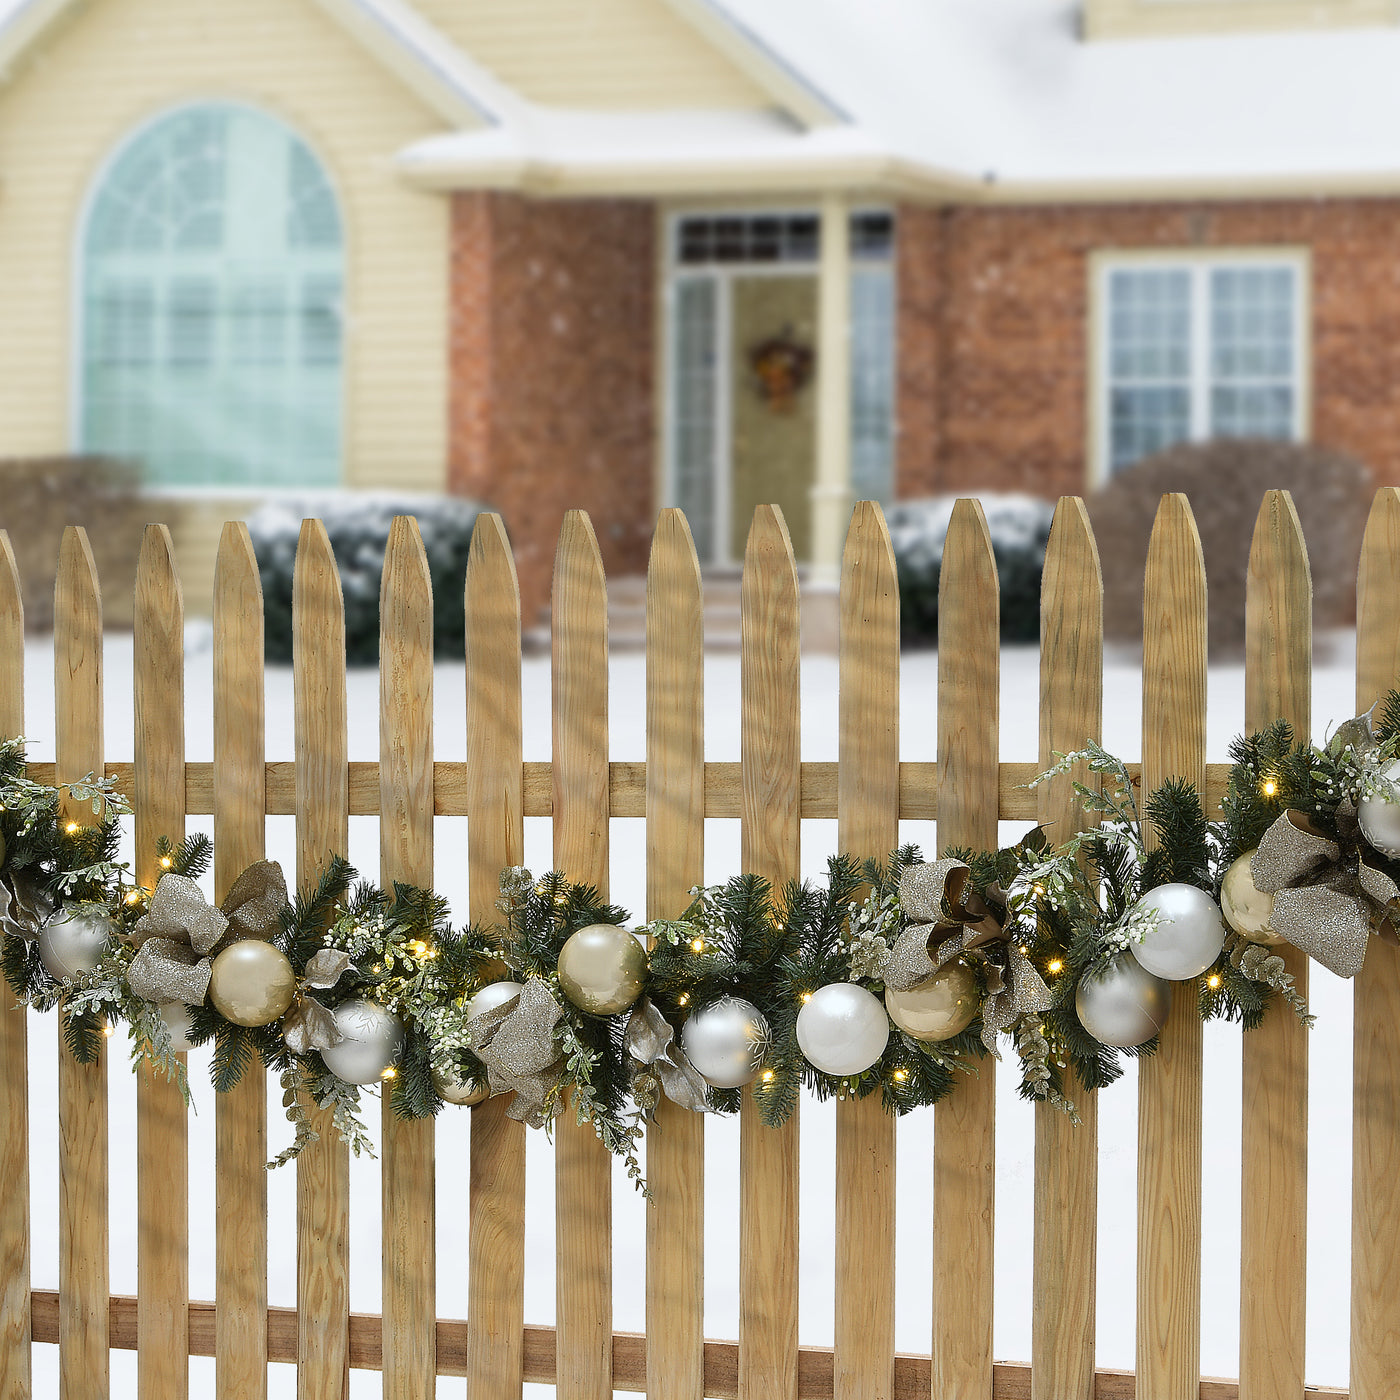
xmin=3 ymin=694 xmax=1399 ymax=1188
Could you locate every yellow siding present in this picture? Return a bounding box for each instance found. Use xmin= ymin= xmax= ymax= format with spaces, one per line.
xmin=413 ymin=0 xmax=768 ymax=108
xmin=0 ymin=0 xmax=452 ymax=521
xmin=1086 ymin=0 xmax=1399 ymax=39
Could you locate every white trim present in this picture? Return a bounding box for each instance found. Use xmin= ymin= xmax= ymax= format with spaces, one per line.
xmin=1087 ymin=246 xmax=1312 ymax=485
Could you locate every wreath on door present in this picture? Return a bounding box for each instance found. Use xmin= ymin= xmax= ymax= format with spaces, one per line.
xmin=748 ymin=326 xmax=814 ymax=414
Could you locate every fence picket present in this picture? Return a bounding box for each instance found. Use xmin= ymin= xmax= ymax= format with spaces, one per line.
xmin=1032 ymin=497 xmax=1103 ymax=1400
xmin=644 ymin=508 xmax=706 ymax=1400
xmin=212 ymin=523 xmax=269 ymax=1400
xmin=552 ymin=511 xmax=614 ymax=1400
xmin=0 ymin=533 xmax=29 ymax=1400
xmin=1352 ymin=485 xmax=1400 ymax=1400
xmin=464 ymin=513 xmax=526 ymax=1400
xmin=739 ymin=505 xmax=801 ymax=1400
xmin=1239 ymin=491 xmax=1310 ymax=1400
xmin=1137 ymin=494 xmax=1208 ymax=1400
xmin=932 ymin=500 xmax=1000 ymax=1400
xmin=54 ymin=526 xmax=108 ymax=1400
xmin=133 ymin=526 xmax=189 ymax=1400
xmin=292 ymin=520 xmax=350 ymax=1400
xmin=835 ymin=502 xmax=899 ymax=1400
xmin=379 ymin=517 xmax=437 ymax=1397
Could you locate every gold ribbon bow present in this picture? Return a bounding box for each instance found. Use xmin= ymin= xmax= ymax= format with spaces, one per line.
xmin=895 ymin=859 xmax=1053 ymax=1053
xmin=127 ymin=860 xmax=289 ymax=1006
xmin=1250 ymin=809 xmax=1400 ymax=978
xmin=624 ymin=997 xmax=710 ymax=1114
xmin=466 ymin=978 xmax=566 ymax=1129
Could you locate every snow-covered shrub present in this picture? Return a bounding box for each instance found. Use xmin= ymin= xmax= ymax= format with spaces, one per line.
xmin=887 ymin=493 xmax=1055 ymax=646
xmin=248 ymin=494 xmax=485 ymax=664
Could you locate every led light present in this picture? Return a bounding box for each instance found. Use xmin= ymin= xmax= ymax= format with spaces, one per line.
xmin=761 ymin=1069 xmax=775 ymax=1083
xmin=381 ymin=1066 xmax=397 ymax=1080
xmin=690 ymin=938 xmax=705 ymax=954
xmin=160 ymin=856 xmax=173 ymax=869
xmin=893 ymin=1068 xmax=908 ymax=1082
xmin=1047 ymin=959 xmax=1064 ymax=975
xmin=65 ymin=822 xmax=80 ymax=835
xmin=677 ymin=993 xmax=689 ymax=1007
xmin=1207 ymin=974 xmax=1222 ymax=989
xmin=800 ymin=991 xmax=812 ymax=1004
xmin=1262 ymin=779 xmax=1278 ymax=798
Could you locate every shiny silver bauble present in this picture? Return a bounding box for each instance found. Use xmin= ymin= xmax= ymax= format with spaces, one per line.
xmin=464 ymin=979 xmax=524 ymax=1024
xmin=1359 ymin=758 xmax=1400 ymax=860
xmin=38 ymin=906 xmax=113 ymax=980
xmin=884 ymin=960 xmax=979 ymax=1044
xmin=556 ymin=923 xmax=648 ymax=1016
xmin=680 ymin=996 xmax=770 ymax=1088
xmin=432 ymin=1063 xmax=490 ymax=1106
xmin=319 ymin=999 xmax=405 ymax=1085
xmin=1130 ymin=882 xmax=1228 ymax=981
xmin=208 ymin=940 xmax=298 ymax=1027
xmin=1075 ymin=954 xmax=1171 ymax=1048
xmin=796 ymin=982 xmax=890 ymax=1077
xmin=158 ymin=1001 xmax=196 ymax=1053
xmin=1220 ymin=852 xmax=1283 ymax=946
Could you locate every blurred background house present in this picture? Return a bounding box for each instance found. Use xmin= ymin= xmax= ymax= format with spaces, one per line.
xmin=0 ymin=0 xmax=1395 ymax=637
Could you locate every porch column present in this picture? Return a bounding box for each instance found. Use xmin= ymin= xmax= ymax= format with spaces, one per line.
xmin=810 ymin=192 xmax=852 ymax=590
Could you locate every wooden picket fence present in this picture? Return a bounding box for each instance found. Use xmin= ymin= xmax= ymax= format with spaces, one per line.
xmin=0 ymin=487 xmax=1397 ymax=1400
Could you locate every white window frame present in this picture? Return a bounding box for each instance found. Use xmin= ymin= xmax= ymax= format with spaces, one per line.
xmin=1088 ymin=247 xmax=1311 ymax=485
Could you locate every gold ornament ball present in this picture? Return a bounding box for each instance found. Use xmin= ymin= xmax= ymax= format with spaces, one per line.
xmin=885 ymin=961 xmax=979 ymax=1043
xmin=1220 ymin=851 xmax=1283 ymax=946
xmin=556 ymin=923 xmax=648 ymax=1016
xmin=432 ymin=1064 xmax=490 ymax=1106
xmin=208 ymin=940 xmax=297 ymax=1027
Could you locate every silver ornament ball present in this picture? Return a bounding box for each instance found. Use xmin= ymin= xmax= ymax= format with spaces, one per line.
xmin=680 ymin=996 xmax=770 ymax=1088
xmin=320 ymin=999 xmax=406 ymax=1085
xmin=796 ymin=982 xmax=890 ymax=1077
xmin=1130 ymin=882 xmax=1228 ymax=981
xmin=432 ymin=1063 xmax=489 ymax=1106
xmin=1220 ymin=852 xmax=1283 ymax=946
xmin=556 ymin=923 xmax=648 ymax=1016
xmin=38 ymin=906 xmax=113 ymax=980
xmin=1076 ymin=954 xmax=1171 ymax=1048
xmin=1359 ymin=758 xmax=1400 ymax=860
xmin=159 ymin=1001 xmax=197 ymax=1053
xmin=465 ymin=979 xmax=524 ymax=1023
xmin=884 ymin=961 xmax=979 ymax=1044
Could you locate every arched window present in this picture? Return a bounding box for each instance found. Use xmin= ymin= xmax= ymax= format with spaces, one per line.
xmin=80 ymin=104 xmax=343 ymax=488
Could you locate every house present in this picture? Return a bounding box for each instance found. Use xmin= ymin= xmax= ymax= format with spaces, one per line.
xmin=2 ymin=0 xmax=1399 ymax=620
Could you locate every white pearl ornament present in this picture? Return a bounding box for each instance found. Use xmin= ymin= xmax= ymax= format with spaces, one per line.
xmin=1130 ymin=882 xmax=1228 ymax=981
xmin=465 ymin=980 xmax=525 ymax=1023
xmin=319 ymin=999 xmax=406 ymax=1085
xmin=796 ymin=982 xmax=890 ymax=1077
xmin=1358 ymin=758 xmax=1400 ymax=860
xmin=37 ymin=907 xmax=113 ymax=980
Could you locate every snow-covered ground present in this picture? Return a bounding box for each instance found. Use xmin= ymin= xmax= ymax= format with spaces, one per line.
xmin=17 ymin=629 xmax=1362 ymax=1395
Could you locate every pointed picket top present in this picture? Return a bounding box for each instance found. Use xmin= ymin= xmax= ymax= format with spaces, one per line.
xmin=1357 ymin=486 xmax=1400 ymax=712
xmin=467 ymin=511 xmax=521 ymax=612
xmin=215 ymin=521 xmax=263 ymax=612
xmin=0 ymin=533 xmax=22 ymax=735
xmin=743 ymin=503 xmax=800 ymax=622
xmin=56 ymin=525 xmax=101 ymax=632
xmin=941 ymin=496 xmax=998 ymax=596
xmin=54 ymin=526 xmax=102 ymax=803
xmin=292 ymin=517 xmax=344 ymax=639
xmin=135 ymin=522 xmax=183 ymax=609
xmin=1245 ymin=490 xmax=1311 ymax=737
xmin=0 ymin=531 xmax=21 ymax=630
xmin=380 ymin=515 xmax=433 ymax=634
xmin=649 ymin=507 xmax=702 ymax=606
xmin=1042 ymin=496 xmax=1103 ymax=625
xmin=554 ymin=509 xmax=607 ymax=606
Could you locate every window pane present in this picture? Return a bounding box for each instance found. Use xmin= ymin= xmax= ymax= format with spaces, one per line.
xmin=1105 ymin=268 xmax=1192 ymax=471
xmin=1110 ymin=385 xmax=1192 ymax=473
xmin=168 ymin=278 xmax=216 ymax=369
xmin=851 ymin=265 xmax=894 ymax=504
xmin=1210 ymin=265 xmax=1296 ymax=440
xmin=672 ymin=278 xmax=718 ymax=560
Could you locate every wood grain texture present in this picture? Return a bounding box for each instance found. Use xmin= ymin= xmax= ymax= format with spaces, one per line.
xmin=933 ymin=500 xmax=1000 ymax=1400
xmin=292 ymin=520 xmax=350 ymax=1400
xmin=551 ymin=512 xmax=614 ymax=1400
xmin=211 ymin=523 xmax=269 ymax=1400
xmin=54 ymin=526 xmax=108 ymax=1400
xmin=1239 ymin=492 xmax=1311 ymax=1400
xmin=134 ymin=525 xmax=189 ymax=1400
xmin=1137 ymin=494 xmax=1207 ymax=1400
xmin=29 ymin=1291 xmax=1353 ymax=1398
xmin=739 ymin=506 xmax=801 ymax=1400
xmin=0 ymin=534 xmax=29 ymax=1400
xmin=464 ymin=513 xmax=527 ymax=1400
xmin=644 ymin=509 xmax=706 ymax=1400
xmin=1351 ymin=486 xmax=1400 ymax=1400
xmin=378 ymin=517 xmax=437 ymax=1398
xmin=1032 ymin=498 xmax=1103 ymax=1400
xmin=834 ymin=502 xmax=899 ymax=1400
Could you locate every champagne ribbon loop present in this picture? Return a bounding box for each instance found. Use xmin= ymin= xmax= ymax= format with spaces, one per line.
xmin=467 ymin=978 xmax=566 ymax=1128
xmin=0 ymin=870 xmax=54 ymax=941
xmin=624 ymin=997 xmax=709 ymax=1114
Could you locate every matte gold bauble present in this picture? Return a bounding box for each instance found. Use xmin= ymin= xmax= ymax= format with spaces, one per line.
xmin=884 ymin=961 xmax=979 ymax=1043
xmin=556 ymin=923 xmax=648 ymax=1016
xmin=1220 ymin=852 xmax=1283 ymax=946
xmin=208 ymin=940 xmax=297 ymax=1027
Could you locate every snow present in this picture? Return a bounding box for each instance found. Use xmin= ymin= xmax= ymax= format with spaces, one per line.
xmin=885 ymin=493 xmax=1055 ymax=571
xmin=14 ymin=627 xmax=1361 ymax=1395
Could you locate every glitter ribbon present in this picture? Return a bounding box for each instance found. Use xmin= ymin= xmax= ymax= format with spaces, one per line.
xmin=624 ymin=997 xmax=709 ymax=1114
xmin=893 ymin=858 xmax=1052 ymax=1054
xmin=466 ymin=978 xmax=566 ymax=1128
xmin=1251 ymin=808 xmax=1400 ymax=978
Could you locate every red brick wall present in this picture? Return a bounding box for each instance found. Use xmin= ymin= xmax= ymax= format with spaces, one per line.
xmin=896 ymin=199 xmax=1400 ymax=501
xmin=450 ymin=193 xmax=656 ymax=622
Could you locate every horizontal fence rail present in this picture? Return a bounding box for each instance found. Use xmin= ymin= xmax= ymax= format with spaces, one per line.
xmin=2 ymin=489 xmax=1397 ymax=1400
